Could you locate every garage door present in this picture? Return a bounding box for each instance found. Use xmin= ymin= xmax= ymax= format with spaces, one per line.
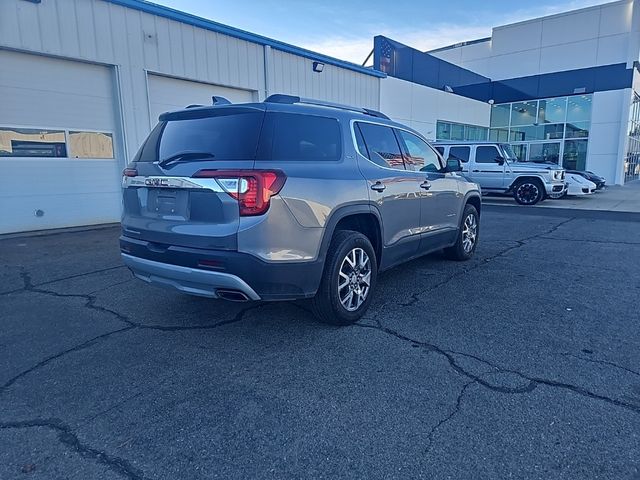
xmin=147 ymin=74 xmax=255 ymax=125
xmin=0 ymin=50 xmax=121 ymax=234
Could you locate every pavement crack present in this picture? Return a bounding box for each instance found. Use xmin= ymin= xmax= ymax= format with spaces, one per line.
xmin=355 ymin=321 xmax=640 ymax=415
xmin=3 ymin=270 xmax=265 ymax=391
xmin=38 ymin=265 xmax=128 ymax=287
xmin=0 ymin=418 xmax=149 ymax=480
xmin=424 ymin=380 xmax=476 ymax=455
xmin=539 ymin=236 xmax=640 ymax=246
xmin=27 ymin=284 xmax=135 ymax=327
xmin=1 ymin=326 xmax=135 ymax=392
xmin=1 ymin=265 xmax=127 ymax=297
xmin=560 ymin=353 xmax=640 ymax=379
xmin=356 ymin=323 xmax=536 ymax=394
xmin=136 ymin=302 xmax=266 ymax=331
xmin=399 ymin=218 xmax=575 ymax=308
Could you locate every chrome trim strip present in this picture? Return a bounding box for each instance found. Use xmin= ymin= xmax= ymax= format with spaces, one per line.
xmin=123 ymin=175 xmax=225 ymax=192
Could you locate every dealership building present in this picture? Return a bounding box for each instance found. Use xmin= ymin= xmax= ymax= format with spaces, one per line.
xmin=1 ymin=0 xmax=639 ymax=233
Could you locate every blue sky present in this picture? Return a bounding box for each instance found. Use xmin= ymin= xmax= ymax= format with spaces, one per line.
xmin=153 ymin=0 xmax=611 ymax=64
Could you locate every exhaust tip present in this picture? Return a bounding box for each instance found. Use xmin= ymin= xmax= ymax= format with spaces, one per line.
xmin=216 ymin=289 xmax=250 ymax=302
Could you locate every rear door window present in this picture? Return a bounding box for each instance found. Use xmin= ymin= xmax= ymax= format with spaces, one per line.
xmin=262 ymin=112 xmax=341 ymax=161
xmin=357 ymin=122 xmax=405 ymax=170
xmin=449 ymin=146 xmax=470 ymax=163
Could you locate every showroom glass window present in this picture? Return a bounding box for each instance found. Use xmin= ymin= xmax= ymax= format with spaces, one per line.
xmin=625 ymin=92 xmax=640 ymax=181
xmin=436 ymin=120 xmax=488 ymax=141
xmin=510 ymin=101 xmax=537 ymax=126
xmin=488 ymin=94 xmax=592 ymax=168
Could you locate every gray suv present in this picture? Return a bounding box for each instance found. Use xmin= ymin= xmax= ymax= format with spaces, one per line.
xmin=120 ymin=95 xmax=481 ymax=325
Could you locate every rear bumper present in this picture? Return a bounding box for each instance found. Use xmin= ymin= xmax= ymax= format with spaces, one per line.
xmin=122 ymin=253 xmax=261 ymax=300
xmin=120 ymin=235 xmax=323 ymax=301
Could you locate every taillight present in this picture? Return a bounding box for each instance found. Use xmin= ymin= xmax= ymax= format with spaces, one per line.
xmin=123 ymin=168 xmax=138 ymax=177
xmin=192 ymin=170 xmax=286 ymax=216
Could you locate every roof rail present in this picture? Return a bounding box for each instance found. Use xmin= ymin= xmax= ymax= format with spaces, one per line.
xmin=186 ymin=104 xmax=205 ymax=109
xmin=264 ymin=94 xmax=389 ymax=119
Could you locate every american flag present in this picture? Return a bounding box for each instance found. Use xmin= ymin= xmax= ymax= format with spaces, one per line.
xmin=378 ymin=38 xmax=395 ymax=74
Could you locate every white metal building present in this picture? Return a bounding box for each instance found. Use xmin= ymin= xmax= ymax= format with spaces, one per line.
xmin=375 ymin=0 xmax=640 ymax=186
xmin=0 ymin=0 xmax=385 ymax=234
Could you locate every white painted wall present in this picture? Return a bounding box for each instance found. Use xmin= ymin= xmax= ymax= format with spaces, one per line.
xmin=379 ymin=77 xmax=490 ymax=140
xmin=431 ymin=0 xmax=637 ymax=80
xmin=589 ymin=89 xmax=633 ymax=184
xmin=0 ymin=0 xmax=382 ymax=231
xmin=268 ymin=49 xmax=379 ymax=110
xmin=146 ymin=74 xmax=255 ymax=128
xmin=0 ymin=49 xmax=121 ymax=233
xmin=0 ymin=0 xmax=381 ymax=165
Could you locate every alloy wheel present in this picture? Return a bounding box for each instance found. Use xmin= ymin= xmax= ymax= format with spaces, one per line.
xmin=516 ymin=183 xmax=539 ymax=204
xmin=338 ymin=247 xmax=371 ymax=312
xmin=462 ymin=213 xmax=478 ymax=253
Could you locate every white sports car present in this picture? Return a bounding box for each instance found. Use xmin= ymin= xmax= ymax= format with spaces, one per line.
xmin=565 ymin=173 xmax=597 ymax=196
xmin=549 ymin=173 xmax=596 ymax=199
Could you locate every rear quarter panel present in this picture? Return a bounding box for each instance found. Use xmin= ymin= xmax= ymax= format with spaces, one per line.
xmin=237 ymin=121 xmax=370 ymax=262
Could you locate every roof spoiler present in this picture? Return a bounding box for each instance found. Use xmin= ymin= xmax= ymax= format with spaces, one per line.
xmin=212 ymin=96 xmax=232 ymax=105
xmin=264 ymin=94 xmax=389 ymax=119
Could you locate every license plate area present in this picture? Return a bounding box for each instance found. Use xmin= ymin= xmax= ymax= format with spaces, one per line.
xmin=145 ymin=188 xmax=189 ymax=219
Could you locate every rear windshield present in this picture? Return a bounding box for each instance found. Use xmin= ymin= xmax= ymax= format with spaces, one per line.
xmin=134 ymin=109 xmax=342 ymax=163
xmin=135 ymin=109 xmax=264 ymax=162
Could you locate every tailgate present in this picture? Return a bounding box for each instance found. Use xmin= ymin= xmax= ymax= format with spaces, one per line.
xmin=122 ymin=173 xmax=240 ymax=250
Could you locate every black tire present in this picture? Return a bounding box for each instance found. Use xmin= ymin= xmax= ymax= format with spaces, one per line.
xmin=444 ymin=204 xmax=479 ymax=261
xmin=310 ymin=230 xmax=377 ymax=326
xmin=513 ymin=178 xmax=545 ymax=205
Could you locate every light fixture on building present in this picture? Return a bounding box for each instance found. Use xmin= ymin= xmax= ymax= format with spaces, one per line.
xmin=313 ymin=61 xmax=324 ymax=73
xmin=488 ymin=99 xmax=495 ymax=105
xmin=443 ymin=85 xmax=454 ymax=93
xmin=573 ymin=87 xmax=586 ymax=94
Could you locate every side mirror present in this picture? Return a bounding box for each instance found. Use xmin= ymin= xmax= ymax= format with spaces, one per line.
xmin=446 ymin=157 xmax=463 ymax=172
xmin=494 ymin=156 xmax=505 ymax=166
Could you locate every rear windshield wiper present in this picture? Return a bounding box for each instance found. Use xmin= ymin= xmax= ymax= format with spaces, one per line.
xmin=158 ymin=151 xmax=215 ymax=167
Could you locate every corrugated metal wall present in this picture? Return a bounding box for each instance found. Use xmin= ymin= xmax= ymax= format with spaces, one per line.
xmin=0 ymin=0 xmax=381 ymax=162
xmin=268 ymin=50 xmax=380 ymax=110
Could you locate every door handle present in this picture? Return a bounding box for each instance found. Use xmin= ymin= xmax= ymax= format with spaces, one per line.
xmin=371 ymin=182 xmax=386 ymax=192
xmin=420 ymin=181 xmax=431 ymax=190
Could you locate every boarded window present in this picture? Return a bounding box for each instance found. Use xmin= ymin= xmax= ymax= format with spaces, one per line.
xmin=68 ymin=131 xmax=114 ymax=158
xmin=0 ymin=128 xmax=67 ymax=157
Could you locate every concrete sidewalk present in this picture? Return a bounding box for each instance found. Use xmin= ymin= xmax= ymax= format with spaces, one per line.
xmin=484 ymin=180 xmax=640 ymax=213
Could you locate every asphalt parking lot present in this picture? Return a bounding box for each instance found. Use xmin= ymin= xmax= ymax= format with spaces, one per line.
xmin=1 ymin=206 xmax=639 ymax=480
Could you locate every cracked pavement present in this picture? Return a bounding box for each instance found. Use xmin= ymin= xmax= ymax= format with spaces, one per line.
xmin=1 ymin=206 xmax=639 ymax=479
